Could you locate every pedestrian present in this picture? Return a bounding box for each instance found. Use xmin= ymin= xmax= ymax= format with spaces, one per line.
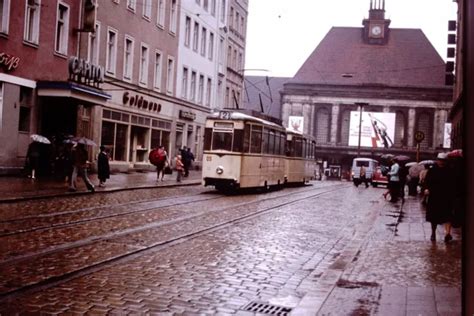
xmin=387 ymin=158 xmax=400 ymax=202
xmin=424 ymin=153 xmax=455 ymax=242
xmin=407 ymin=164 xmax=421 ymax=196
xmin=97 ymin=145 xmax=110 ymax=187
xmin=150 ymin=145 xmax=169 ymax=182
xmin=175 ymin=154 xmax=184 ymax=182
xmin=360 ymin=165 xmax=369 ymax=188
xmin=184 ymin=147 xmax=195 ymax=177
xmin=419 ymin=164 xmax=430 ymax=205
xmin=68 ymin=143 xmax=95 ymax=192
xmin=398 ymin=163 xmax=408 ymax=202
xmin=25 ymin=141 xmax=41 ymax=179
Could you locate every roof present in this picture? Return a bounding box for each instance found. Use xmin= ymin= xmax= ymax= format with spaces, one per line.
xmin=290 ymin=27 xmax=446 ymax=88
xmin=242 ymin=76 xmax=290 ymax=119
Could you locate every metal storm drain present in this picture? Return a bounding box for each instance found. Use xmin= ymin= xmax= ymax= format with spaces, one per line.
xmin=242 ymin=301 xmax=293 ymax=315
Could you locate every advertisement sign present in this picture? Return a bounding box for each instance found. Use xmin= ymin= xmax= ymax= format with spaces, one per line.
xmin=443 ymin=123 xmax=452 ymax=148
xmin=348 ymin=111 xmax=396 ymax=148
xmin=288 ymin=116 xmax=304 ymax=134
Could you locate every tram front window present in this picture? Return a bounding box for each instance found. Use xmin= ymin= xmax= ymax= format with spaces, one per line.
xmin=212 ymin=131 xmax=232 ymax=151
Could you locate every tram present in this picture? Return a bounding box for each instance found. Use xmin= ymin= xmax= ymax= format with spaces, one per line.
xmin=202 ymin=110 xmax=318 ymax=191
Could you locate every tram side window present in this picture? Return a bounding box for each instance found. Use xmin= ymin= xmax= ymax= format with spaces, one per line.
xmin=212 ymin=131 xmax=232 ymax=151
xmin=269 ymin=131 xmax=275 ymax=155
xmin=295 ymin=137 xmax=303 ymax=157
xmin=262 ymin=128 xmax=269 ymax=154
xmin=204 ymin=128 xmax=212 ymax=150
xmin=243 ymin=124 xmax=250 ymax=152
xmin=280 ymin=133 xmax=286 ymax=155
xmin=233 ymin=129 xmax=244 ymax=152
xmin=250 ymin=125 xmax=262 ymax=153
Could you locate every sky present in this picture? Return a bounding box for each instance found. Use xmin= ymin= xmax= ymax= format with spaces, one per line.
xmin=244 ymin=0 xmax=458 ymax=78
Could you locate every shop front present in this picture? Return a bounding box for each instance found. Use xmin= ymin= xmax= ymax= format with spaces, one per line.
xmin=101 ymin=88 xmax=208 ymax=172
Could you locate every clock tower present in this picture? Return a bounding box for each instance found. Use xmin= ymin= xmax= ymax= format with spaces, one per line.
xmin=362 ymin=0 xmax=391 ymax=45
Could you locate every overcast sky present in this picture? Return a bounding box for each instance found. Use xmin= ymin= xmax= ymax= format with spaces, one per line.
xmin=244 ymin=0 xmax=458 ymax=77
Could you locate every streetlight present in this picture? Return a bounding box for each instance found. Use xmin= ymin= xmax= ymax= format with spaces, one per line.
xmin=355 ymin=102 xmax=369 ymax=156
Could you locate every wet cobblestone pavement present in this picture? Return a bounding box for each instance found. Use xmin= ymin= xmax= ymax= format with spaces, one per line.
xmin=0 ymin=177 xmax=462 ymax=315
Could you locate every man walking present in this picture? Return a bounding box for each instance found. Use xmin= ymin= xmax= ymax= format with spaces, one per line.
xmin=69 ymin=143 xmax=95 ymax=192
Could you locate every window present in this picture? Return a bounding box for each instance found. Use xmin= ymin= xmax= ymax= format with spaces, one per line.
xmin=139 ymin=44 xmax=149 ymax=85
xmin=106 ymin=28 xmax=118 ymax=74
xmin=220 ymin=0 xmax=226 ymax=23
xmin=153 ymin=51 xmax=162 ymax=90
xmin=123 ymin=37 xmax=134 ymax=80
xmin=1 ymin=0 xmax=11 ymax=34
xmin=250 ymin=125 xmax=262 ymax=153
xmin=181 ymin=67 xmax=188 ymax=98
xmin=169 ymin=0 xmax=177 ymax=34
xmin=200 ymin=27 xmax=207 ymax=56
xmin=24 ymin=0 xmax=41 ymax=44
xmin=55 ymin=3 xmax=69 ymax=54
xmin=143 ymin=0 xmax=151 ymax=19
xmin=88 ymin=22 xmax=100 ymax=64
xmin=315 ymin=108 xmax=330 ymax=144
xmin=156 ymin=0 xmax=165 ymax=27
xmin=203 ymin=0 xmax=208 ymax=11
xmin=229 ymin=7 xmax=233 ymax=28
xmin=127 ymin=0 xmax=136 ymax=11
xmin=193 ymin=22 xmax=199 ymax=51
xmin=208 ymin=32 xmax=214 ymax=60
xmin=166 ymin=57 xmax=175 ymax=94
xmin=227 ymin=45 xmax=232 ymax=68
xmin=184 ymin=16 xmax=191 ymax=47
xmin=0 ymin=83 xmax=3 ymax=132
xmin=233 ymin=48 xmax=237 ymax=69
xmin=198 ymin=75 xmax=204 ymax=104
xmin=211 ymin=0 xmax=216 ymax=16
xmin=190 ymin=71 xmax=196 ymax=101
xmin=235 ymin=11 xmax=239 ymax=31
xmin=206 ymin=78 xmax=212 ymax=106
xmin=18 ymin=106 xmax=30 ymax=132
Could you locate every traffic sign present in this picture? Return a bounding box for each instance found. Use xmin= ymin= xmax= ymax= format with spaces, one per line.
xmin=414 ymin=131 xmax=425 ymax=143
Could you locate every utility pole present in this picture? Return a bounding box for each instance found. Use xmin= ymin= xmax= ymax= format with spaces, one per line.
xmin=355 ymin=102 xmax=368 ymax=156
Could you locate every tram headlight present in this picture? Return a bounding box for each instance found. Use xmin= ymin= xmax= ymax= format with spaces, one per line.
xmin=216 ymin=166 xmax=224 ymax=175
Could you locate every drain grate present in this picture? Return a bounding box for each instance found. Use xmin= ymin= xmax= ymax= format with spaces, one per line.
xmin=242 ymin=301 xmax=293 ymax=315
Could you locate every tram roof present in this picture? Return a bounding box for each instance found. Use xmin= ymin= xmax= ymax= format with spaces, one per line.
xmin=208 ymin=111 xmax=284 ymax=129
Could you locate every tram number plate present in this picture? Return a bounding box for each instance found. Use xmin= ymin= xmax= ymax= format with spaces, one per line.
xmin=206 ymin=156 xmax=212 ymax=161
xmin=218 ymin=111 xmax=232 ymax=120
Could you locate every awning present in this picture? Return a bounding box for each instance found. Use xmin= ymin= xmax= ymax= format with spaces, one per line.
xmin=37 ymin=81 xmax=111 ymax=105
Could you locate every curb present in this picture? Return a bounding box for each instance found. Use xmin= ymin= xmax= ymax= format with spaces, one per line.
xmin=0 ymin=181 xmax=202 ymax=203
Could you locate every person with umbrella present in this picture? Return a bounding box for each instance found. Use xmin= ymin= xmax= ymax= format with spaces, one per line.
xmin=97 ymin=145 xmax=110 ymax=187
xmin=424 ymin=152 xmax=455 ymax=242
xmin=26 ymin=134 xmax=51 ymax=179
xmin=387 ymin=157 xmax=400 ymax=202
xmin=68 ymin=143 xmax=95 ymax=192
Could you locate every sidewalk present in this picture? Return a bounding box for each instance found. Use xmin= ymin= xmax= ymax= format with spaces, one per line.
xmin=0 ymin=169 xmax=202 ymax=202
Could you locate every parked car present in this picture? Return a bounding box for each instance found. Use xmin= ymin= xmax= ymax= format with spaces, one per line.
xmin=371 ymin=166 xmax=389 ymax=187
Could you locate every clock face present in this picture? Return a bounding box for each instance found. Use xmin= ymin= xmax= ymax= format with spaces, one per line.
xmin=371 ymin=25 xmax=382 ymax=36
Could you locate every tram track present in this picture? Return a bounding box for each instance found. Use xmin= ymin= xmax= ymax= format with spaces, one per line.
xmin=0 ymin=182 xmax=349 ymax=299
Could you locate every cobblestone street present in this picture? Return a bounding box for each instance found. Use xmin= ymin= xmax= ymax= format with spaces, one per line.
xmin=0 ymin=177 xmax=462 ymax=315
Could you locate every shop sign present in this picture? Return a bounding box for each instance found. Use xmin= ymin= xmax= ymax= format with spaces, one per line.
xmin=122 ymin=91 xmax=161 ymax=112
xmin=0 ymin=52 xmax=20 ymax=72
xmin=179 ymin=110 xmax=196 ymax=121
xmin=68 ymin=56 xmax=104 ymax=87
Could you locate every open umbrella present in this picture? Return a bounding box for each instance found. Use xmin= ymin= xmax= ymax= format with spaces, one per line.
xmin=447 ymin=149 xmax=462 ymax=158
xmin=30 ymin=134 xmax=51 ymax=144
xmin=393 ymin=155 xmax=411 ymax=162
xmin=419 ymin=160 xmax=435 ymax=165
xmin=380 ymin=153 xmax=395 ymax=160
xmin=405 ymin=162 xmax=418 ymax=167
xmin=70 ymin=136 xmax=97 ymax=147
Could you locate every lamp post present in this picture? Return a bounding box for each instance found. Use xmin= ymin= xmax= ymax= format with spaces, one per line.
xmin=355 ymin=102 xmax=369 ymax=156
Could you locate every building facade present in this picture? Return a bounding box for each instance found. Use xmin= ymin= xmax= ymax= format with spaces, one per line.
xmin=280 ymin=1 xmax=453 ymax=178
xmin=0 ymin=0 xmax=249 ymax=175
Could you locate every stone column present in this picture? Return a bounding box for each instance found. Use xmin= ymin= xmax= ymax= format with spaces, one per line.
xmin=303 ymin=103 xmax=312 ymax=135
xmin=434 ymin=109 xmax=448 ymax=149
xmin=330 ymin=104 xmax=339 ymax=144
xmin=281 ymin=102 xmax=291 ymax=129
xmin=407 ymin=108 xmax=416 ymax=148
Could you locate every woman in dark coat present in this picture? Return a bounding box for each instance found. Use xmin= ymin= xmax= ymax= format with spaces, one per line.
xmin=97 ymin=145 xmax=110 ymax=187
xmin=424 ymin=153 xmax=455 ymax=242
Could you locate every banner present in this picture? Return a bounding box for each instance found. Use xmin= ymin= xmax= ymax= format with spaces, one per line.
xmin=288 ymin=116 xmax=304 ymax=134
xmin=348 ymin=111 xmax=396 ymax=148
xmin=443 ymin=123 xmax=452 ymax=148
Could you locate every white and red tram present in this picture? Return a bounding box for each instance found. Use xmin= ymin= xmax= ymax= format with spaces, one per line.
xmin=202 ymin=110 xmax=317 ymax=191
